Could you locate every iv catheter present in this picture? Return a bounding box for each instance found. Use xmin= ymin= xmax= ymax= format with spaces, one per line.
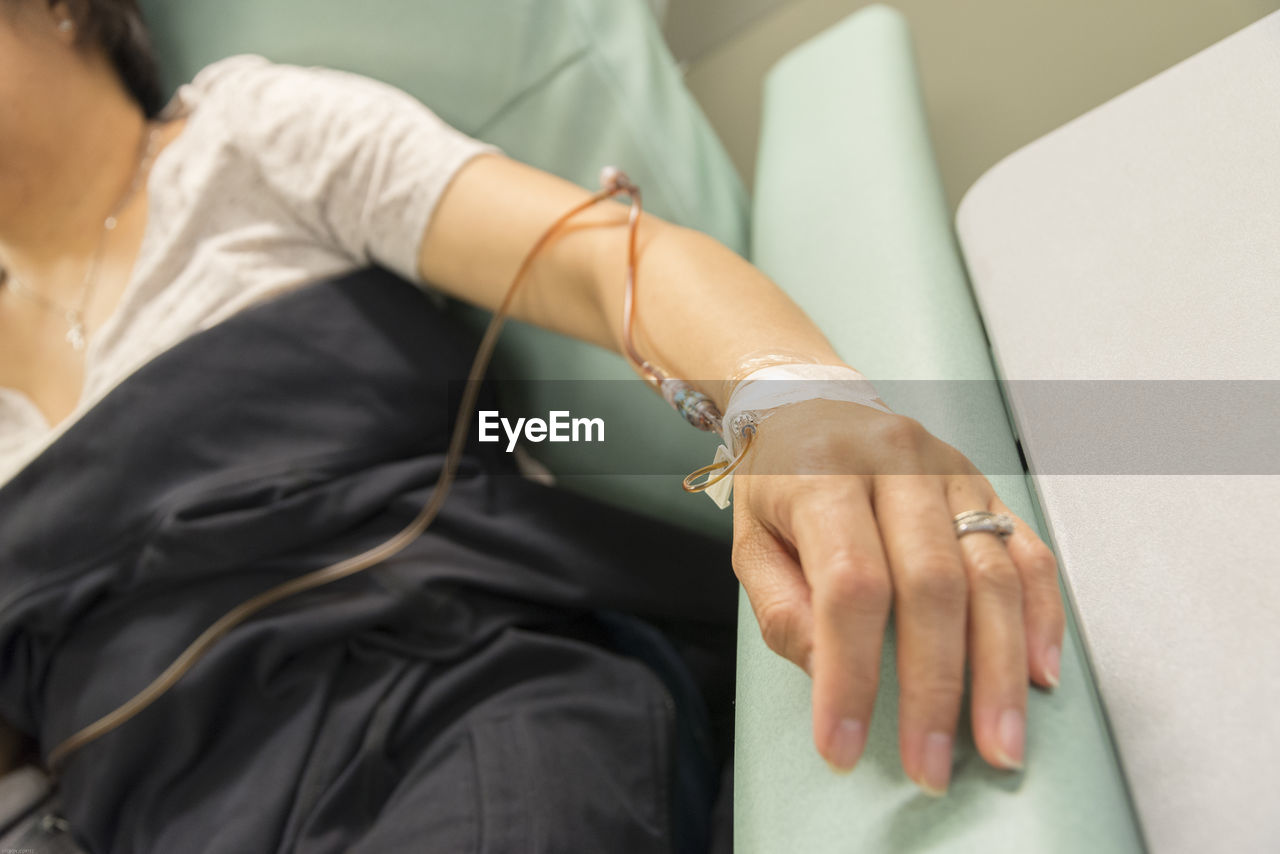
xmin=46 ymin=168 xmax=756 ymax=773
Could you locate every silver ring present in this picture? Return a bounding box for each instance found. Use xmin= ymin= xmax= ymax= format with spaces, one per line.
xmin=952 ymin=510 xmax=1015 ymax=540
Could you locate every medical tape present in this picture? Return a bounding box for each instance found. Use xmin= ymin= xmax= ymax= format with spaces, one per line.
xmin=702 ymin=364 xmax=892 ymax=509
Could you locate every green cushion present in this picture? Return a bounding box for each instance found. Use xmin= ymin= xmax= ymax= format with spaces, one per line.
xmin=138 ymin=0 xmax=747 ymax=534
xmin=740 ymin=6 xmax=1143 ymax=852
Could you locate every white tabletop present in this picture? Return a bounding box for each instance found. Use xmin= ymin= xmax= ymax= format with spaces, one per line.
xmin=957 ymin=11 xmax=1280 ymax=853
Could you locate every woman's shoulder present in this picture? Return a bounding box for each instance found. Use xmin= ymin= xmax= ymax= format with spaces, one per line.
xmin=185 ymin=54 xmax=416 ymax=107
xmin=163 ymin=54 xmax=274 ymax=125
xmin=187 ymin=53 xmax=274 ymax=90
xmin=179 ymin=54 xmax=328 ymax=112
xmin=175 ymin=54 xmax=448 ymax=148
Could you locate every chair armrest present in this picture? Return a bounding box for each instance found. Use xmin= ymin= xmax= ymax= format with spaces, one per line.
xmin=739 ymin=6 xmax=1143 ymax=852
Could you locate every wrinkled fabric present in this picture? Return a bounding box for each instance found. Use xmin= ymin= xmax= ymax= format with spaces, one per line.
xmin=0 ymin=269 xmax=737 ymax=853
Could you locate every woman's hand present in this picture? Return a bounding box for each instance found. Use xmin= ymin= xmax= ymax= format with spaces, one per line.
xmin=731 ymin=398 xmax=1064 ymax=795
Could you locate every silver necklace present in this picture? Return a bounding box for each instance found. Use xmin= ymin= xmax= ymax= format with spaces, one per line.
xmin=2 ymin=124 xmax=161 ymax=352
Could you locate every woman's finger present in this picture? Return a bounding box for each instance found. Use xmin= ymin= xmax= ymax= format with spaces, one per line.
xmin=788 ymin=485 xmax=892 ymax=773
xmin=990 ymin=495 xmax=1066 ymax=690
xmin=947 ymin=477 xmax=1028 ymax=771
xmin=873 ymin=474 xmax=968 ymax=797
xmin=731 ymin=516 xmax=817 ymax=676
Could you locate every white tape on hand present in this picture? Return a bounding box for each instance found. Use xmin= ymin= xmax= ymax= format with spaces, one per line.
xmin=721 ymin=364 xmax=892 ymax=453
xmin=702 ymin=363 xmax=892 ymax=508
xmin=704 ymin=444 xmax=735 ymax=510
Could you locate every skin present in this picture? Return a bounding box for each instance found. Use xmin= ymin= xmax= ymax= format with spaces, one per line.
xmin=0 ymin=1 xmax=1064 ymax=796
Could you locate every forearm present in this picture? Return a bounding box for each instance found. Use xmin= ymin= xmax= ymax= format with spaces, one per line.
xmin=590 ymin=218 xmax=844 ymax=408
xmin=420 ymin=156 xmax=844 ymax=409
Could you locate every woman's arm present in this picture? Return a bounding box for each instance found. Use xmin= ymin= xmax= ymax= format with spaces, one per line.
xmin=418 ymin=155 xmax=844 ymax=407
xmin=419 ymin=154 xmax=1065 ymax=793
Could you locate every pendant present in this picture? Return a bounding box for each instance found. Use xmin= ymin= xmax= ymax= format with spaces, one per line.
xmin=66 ymin=320 xmax=86 ymax=351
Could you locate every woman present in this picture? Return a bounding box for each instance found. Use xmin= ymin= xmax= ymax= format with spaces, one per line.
xmin=0 ymin=0 xmax=1065 ymax=851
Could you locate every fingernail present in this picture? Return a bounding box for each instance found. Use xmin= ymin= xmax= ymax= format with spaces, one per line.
xmin=919 ymin=731 xmax=952 ymax=796
xmin=826 ymin=718 xmax=866 ymax=772
xmin=1044 ymin=644 xmax=1061 ymax=688
xmin=994 ymin=707 xmax=1025 ymax=770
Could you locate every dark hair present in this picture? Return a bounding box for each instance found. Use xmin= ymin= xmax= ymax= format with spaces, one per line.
xmin=16 ymin=0 xmax=165 ymax=117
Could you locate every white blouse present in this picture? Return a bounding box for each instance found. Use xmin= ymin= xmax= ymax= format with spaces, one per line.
xmin=0 ymin=55 xmax=496 ymax=486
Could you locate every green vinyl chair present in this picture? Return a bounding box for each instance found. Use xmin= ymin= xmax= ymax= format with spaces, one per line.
xmin=137 ymin=2 xmax=1145 ymax=850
